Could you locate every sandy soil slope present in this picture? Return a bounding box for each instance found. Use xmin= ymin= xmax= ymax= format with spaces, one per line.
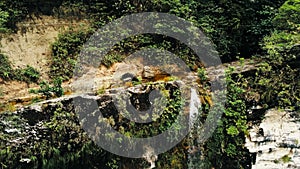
xmin=0 ymin=15 xmax=89 ymax=105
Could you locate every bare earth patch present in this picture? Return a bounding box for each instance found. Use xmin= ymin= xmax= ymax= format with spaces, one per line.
xmin=0 ymin=15 xmax=89 ymax=105
xmin=0 ymin=15 xmax=259 ymax=111
xmin=1 ymin=15 xmax=89 ymax=78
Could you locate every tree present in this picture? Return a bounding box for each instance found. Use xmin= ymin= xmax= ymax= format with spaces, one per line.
xmin=194 ymin=0 xmax=285 ymax=61
xmin=251 ymin=0 xmax=300 ymax=108
xmin=263 ymin=0 xmax=300 ymax=63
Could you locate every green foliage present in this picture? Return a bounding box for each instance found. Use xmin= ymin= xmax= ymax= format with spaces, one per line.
xmin=30 ymin=78 xmax=64 ymax=99
xmin=202 ymin=68 xmax=249 ymax=169
xmin=106 ymin=158 xmax=119 ymax=169
xmin=0 ymin=53 xmax=14 ymax=80
xmin=50 ymin=29 xmax=91 ymax=81
xmin=197 ymin=67 xmax=208 ymax=82
xmin=281 ymin=155 xmax=292 ymax=163
xmin=254 ymin=0 xmax=300 ymax=109
xmin=0 ymin=0 xmax=64 ymax=32
xmin=194 ymin=0 xmax=285 ymax=60
xmin=156 ymin=143 xmax=187 ymax=169
xmin=273 ymin=0 xmax=300 ymax=30
xmin=111 ymin=84 xmax=184 ymax=138
xmin=96 ymin=87 xmax=106 ymax=95
xmin=15 ymin=65 xmax=40 ymax=83
xmin=2 ymin=1 xmax=299 ymax=168
xmin=0 ymin=0 xmax=24 ymax=32
xmin=0 ymin=8 xmax=9 ymax=33
xmin=0 ymin=53 xmax=40 ymax=83
xmin=131 ymin=76 xmax=142 ymax=86
xmin=49 ymin=0 xmax=283 ymax=62
xmin=0 ymin=103 xmax=116 ymax=169
xmin=113 ymin=0 xmax=281 ymax=60
xmin=0 ymin=86 xmax=189 ymax=168
xmin=0 ymin=87 xmax=3 ymax=97
xmin=0 ymin=54 xmax=13 ymax=80
xmin=247 ymin=63 xmax=299 ymax=109
xmin=262 ymin=0 xmax=300 ymax=63
xmin=101 ymin=53 xmax=124 ymax=67
xmin=263 ymin=30 xmax=300 ymax=63
xmin=1 ymin=0 xmax=286 ymax=62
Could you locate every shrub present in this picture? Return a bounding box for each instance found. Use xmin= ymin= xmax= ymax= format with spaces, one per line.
xmin=30 ymin=78 xmax=64 ymax=99
xmin=199 ymin=67 xmax=249 ymax=169
xmin=0 ymin=53 xmax=14 ymax=80
xmin=273 ymin=0 xmax=300 ymax=31
xmin=256 ymin=0 xmax=300 ymax=109
xmin=281 ymin=155 xmax=291 ymax=163
xmin=15 ymin=65 xmax=40 ymax=83
xmin=0 ymin=54 xmax=41 ymax=83
xmin=101 ymin=53 xmax=124 ymax=68
xmin=0 ymin=9 xmax=9 ymax=33
xmin=50 ymin=29 xmax=91 ymax=81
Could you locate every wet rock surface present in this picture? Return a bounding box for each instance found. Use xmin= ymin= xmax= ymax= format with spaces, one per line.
xmin=246 ymin=109 xmax=300 ymax=169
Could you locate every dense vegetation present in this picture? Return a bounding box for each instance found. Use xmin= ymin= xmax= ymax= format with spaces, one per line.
xmin=248 ymin=0 xmax=300 ymax=109
xmin=0 ymin=0 xmax=299 ymax=168
xmin=0 ymin=54 xmax=40 ymax=83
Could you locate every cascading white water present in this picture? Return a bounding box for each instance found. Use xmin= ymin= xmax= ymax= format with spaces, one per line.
xmin=245 ymin=109 xmax=300 ymax=168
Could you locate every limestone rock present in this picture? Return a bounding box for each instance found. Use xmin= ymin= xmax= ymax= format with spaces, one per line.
xmin=142 ymin=66 xmax=155 ymax=79
xmin=246 ymin=109 xmax=300 ymax=169
xmin=113 ymin=63 xmax=139 ymax=80
xmin=142 ymin=66 xmax=171 ymax=82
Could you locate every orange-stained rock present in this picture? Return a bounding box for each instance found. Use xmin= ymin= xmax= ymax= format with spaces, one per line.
xmin=142 ymin=66 xmax=171 ymax=82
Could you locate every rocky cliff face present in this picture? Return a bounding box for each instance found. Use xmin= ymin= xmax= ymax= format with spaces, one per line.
xmin=0 ymin=81 xmax=191 ymax=168
xmin=246 ymin=108 xmax=300 ymax=168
